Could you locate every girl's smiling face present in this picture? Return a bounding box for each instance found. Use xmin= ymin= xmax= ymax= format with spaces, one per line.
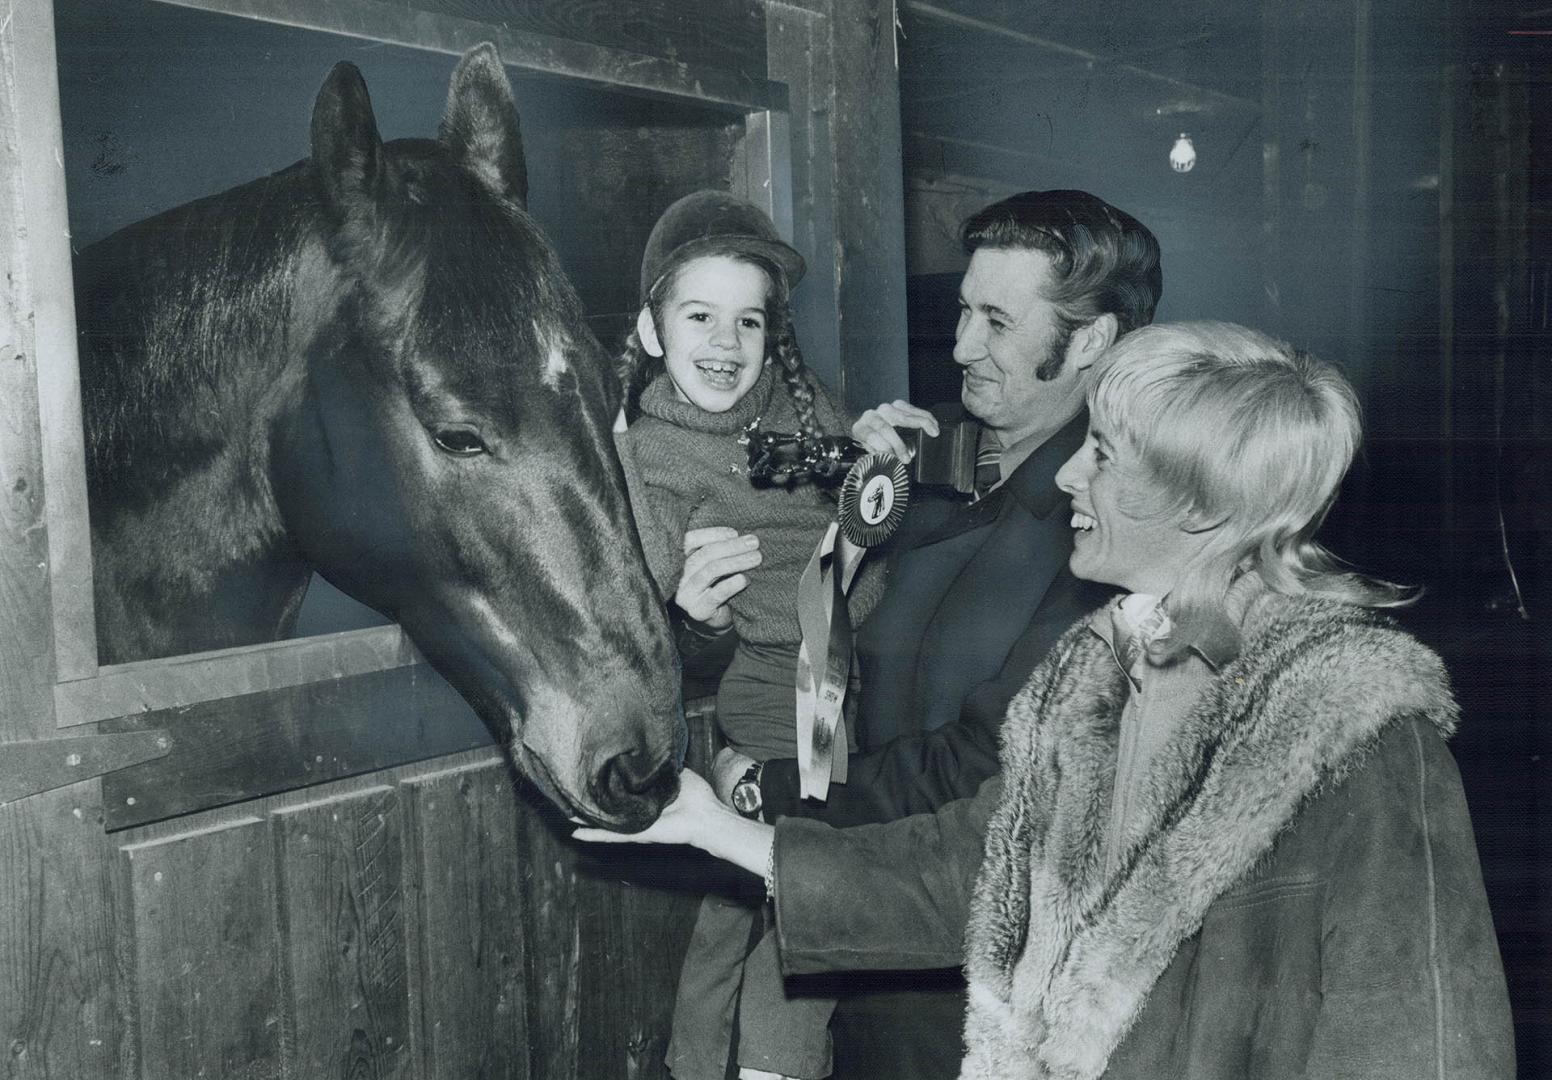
xmin=639 ymin=254 xmax=770 ymax=413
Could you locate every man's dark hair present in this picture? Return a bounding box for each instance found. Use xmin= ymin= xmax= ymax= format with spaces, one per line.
xmin=961 ymin=190 xmax=1163 ymax=341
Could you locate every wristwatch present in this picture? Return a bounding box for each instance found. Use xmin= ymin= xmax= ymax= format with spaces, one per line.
xmin=730 ymin=761 xmax=764 ymax=820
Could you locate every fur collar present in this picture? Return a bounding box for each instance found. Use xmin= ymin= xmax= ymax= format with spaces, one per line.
xmin=961 ymin=591 xmax=1458 ymax=1079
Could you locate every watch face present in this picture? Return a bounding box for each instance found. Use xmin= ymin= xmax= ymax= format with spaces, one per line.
xmin=731 ymin=782 xmax=761 ymax=816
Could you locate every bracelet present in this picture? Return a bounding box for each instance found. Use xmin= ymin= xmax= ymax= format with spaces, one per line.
xmin=763 ymin=836 xmax=777 ymax=902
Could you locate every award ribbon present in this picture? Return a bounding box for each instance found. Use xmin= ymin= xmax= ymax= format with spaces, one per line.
xmin=794 ymin=521 xmax=863 ymax=801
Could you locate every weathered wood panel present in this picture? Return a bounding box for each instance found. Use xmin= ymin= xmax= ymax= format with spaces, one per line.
xmin=274 ymin=786 xmax=410 ymax=1079
xmin=9 ymin=0 xmax=97 ymax=686
xmin=768 ymin=1 xmax=843 ymax=391
xmin=406 ymin=0 xmax=769 ymax=83
xmin=102 ymin=665 xmax=493 ymax=831
xmin=0 ymin=6 xmax=124 ymax=1080
xmin=120 ymin=817 xmax=282 ymax=1080
xmin=56 ymin=626 xmax=421 ymax=729
xmin=516 ymin=796 xmax=585 ymax=1078
xmin=0 ymin=0 xmax=61 ymax=736
xmin=545 ymin=119 xmax=743 ymax=337
xmin=402 ymin=761 xmax=529 ymax=1080
xmin=823 ymin=0 xmax=910 ymax=411
xmin=517 ymin=788 xmax=711 ymax=1080
xmin=0 ymin=790 xmax=122 ymax=1079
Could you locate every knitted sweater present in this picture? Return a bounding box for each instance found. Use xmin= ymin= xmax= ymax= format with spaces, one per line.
xmin=619 ymin=367 xmax=884 ymax=648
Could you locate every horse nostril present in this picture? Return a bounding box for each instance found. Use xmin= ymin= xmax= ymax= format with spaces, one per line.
xmin=592 ymin=747 xmax=678 ymax=830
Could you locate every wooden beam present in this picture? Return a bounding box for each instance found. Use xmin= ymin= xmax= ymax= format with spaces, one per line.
xmin=55 ymin=624 xmax=422 ymax=728
xmin=100 ymin=665 xmax=495 ymax=831
xmin=0 ymin=733 xmax=171 ymax=807
xmin=903 ymin=0 xmax=1259 ymax=113
xmin=11 ymin=0 xmax=98 ymax=685
xmin=152 ymin=0 xmax=787 ymax=112
xmin=827 ymin=0 xmax=910 ymax=411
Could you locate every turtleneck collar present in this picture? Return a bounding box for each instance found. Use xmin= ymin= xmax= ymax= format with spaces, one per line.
xmin=637 ymin=364 xmax=778 ymax=436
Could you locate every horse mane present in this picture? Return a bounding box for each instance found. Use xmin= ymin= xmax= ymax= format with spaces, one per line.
xmin=77 ymin=137 xmax=612 ymax=521
xmin=76 ymin=160 xmax=320 ymax=515
xmin=333 ymin=138 xmax=609 ymax=424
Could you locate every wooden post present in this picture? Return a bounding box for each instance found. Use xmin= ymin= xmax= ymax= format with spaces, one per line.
xmin=821 ymin=0 xmax=910 ymax=411
xmin=0 ymin=4 xmax=123 ymax=1077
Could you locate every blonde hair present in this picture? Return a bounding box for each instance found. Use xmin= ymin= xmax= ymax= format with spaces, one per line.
xmin=1089 ymin=321 xmax=1413 ymax=660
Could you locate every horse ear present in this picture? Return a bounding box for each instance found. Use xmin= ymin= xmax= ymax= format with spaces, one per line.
xmin=311 ymin=60 xmax=387 ymax=217
xmin=440 ymin=43 xmax=529 ymax=207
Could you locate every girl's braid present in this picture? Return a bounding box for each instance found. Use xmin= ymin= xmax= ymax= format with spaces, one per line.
xmin=766 ymin=298 xmax=825 ymax=441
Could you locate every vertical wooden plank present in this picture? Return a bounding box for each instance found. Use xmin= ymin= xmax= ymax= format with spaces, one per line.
xmin=402 ymin=762 xmax=529 ymax=1080
xmin=0 ymin=5 xmax=120 ymax=1078
xmin=596 ymin=854 xmax=702 ymax=1080
xmin=824 ymin=0 xmax=910 ymax=411
xmin=121 ymin=817 xmax=282 ymax=1080
xmin=1348 ymin=0 xmax=1372 ymax=376
xmin=516 ymin=790 xmax=581 ymax=1079
xmin=0 ymin=1 xmax=62 ymax=734
xmin=273 ymin=786 xmax=410 ymax=1079
xmin=1260 ymin=0 xmax=1283 ymax=338
xmin=769 ymin=1 xmax=844 ymax=393
xmin=736 ymin=109 xmax=795 ymax=243
xmin=1438 ymin=62 xmax=1456 ymax=552
xmin=10 ymin=0 xmax=98 ymax=684
xmin=0 ymin=789 xmax=122 ymax=1080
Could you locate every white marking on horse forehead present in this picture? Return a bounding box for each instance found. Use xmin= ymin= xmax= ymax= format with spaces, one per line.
xmin=533 ymin=320 xmax=571 ymax=391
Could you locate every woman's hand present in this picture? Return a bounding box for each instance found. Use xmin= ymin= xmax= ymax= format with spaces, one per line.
xmin=574 ymin=768 xmax=728 ymax=849
xmin=574 ymin=768 xmax=775 ymax=879
xmin=852 ymin=400 xmax=939 ymax=462
xmin=674 ymin=526 xmax=762 ymax=631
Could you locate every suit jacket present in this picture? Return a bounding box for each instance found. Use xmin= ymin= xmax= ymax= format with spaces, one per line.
xmin=753 ymin=410 xmax=1108 ymax=1080
xmin=761 ymin=410 xmax=1109 ymax=827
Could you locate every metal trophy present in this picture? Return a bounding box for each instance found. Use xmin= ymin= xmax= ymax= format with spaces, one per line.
xmin=740 ymin=421 xmax=910 ymax=547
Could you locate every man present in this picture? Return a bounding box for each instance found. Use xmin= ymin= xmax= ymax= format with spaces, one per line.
xmin=675 ymin=189 xmax=1162 ymax=1080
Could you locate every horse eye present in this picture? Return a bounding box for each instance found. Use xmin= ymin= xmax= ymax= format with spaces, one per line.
xmin=432 ymin=427 xmax=488 ymax=456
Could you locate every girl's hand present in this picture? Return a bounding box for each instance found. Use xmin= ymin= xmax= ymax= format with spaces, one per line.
xmin=852 ymin=400 xmax=939 ymax=462
xmin=675 ymin=526 xmax=761 ymax=629
xmin=574 ymin=769 xmax=728 ymax=849
xmin=711 ymin=746 xmax=759 ymax=805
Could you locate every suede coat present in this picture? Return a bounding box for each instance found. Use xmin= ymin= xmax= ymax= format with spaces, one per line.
xmin=771 ymin=591 xmax=1514 ymax=1080
xmin=961 ymin=591 xmax=1514 ymax=1079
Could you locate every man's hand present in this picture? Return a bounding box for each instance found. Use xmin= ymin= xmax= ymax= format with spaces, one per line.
xmin=712 ymin=746 xmax=759 ymax=805
xmin=852 ymin=400 xmax=940 ymax=462
xmin=675 ymin=527 xmax=761 ymax=630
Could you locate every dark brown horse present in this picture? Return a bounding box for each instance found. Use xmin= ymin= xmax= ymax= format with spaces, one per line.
xmin=73 ymin=45 xmax=682 ymax=830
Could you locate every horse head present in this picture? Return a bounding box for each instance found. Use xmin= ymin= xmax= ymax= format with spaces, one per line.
xmin=257 ymin=48 xmax=681 ymax=829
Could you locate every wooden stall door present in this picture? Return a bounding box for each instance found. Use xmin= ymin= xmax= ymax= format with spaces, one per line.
xmin=105 ymin=729 xmax=712 ymax=1080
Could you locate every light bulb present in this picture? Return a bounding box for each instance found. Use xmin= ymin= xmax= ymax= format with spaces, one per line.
xmin=1169 ymin=133 xmax=1196 ymax=173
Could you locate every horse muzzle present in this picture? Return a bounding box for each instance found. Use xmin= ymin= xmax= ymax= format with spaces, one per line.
xmin=514 ymin=726 xmax=682 ymax=832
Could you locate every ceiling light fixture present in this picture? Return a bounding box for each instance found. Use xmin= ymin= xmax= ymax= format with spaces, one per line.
xmin=1169 ymin=133 xmax=1196 ymax=173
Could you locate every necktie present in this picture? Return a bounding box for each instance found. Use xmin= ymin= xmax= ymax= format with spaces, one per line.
xmin=972 ymin=433 xmax=1001 ymax=500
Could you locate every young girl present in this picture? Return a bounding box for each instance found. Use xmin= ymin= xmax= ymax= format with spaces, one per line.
xmin=618 ymin=190 xmax=883 ymax=1080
